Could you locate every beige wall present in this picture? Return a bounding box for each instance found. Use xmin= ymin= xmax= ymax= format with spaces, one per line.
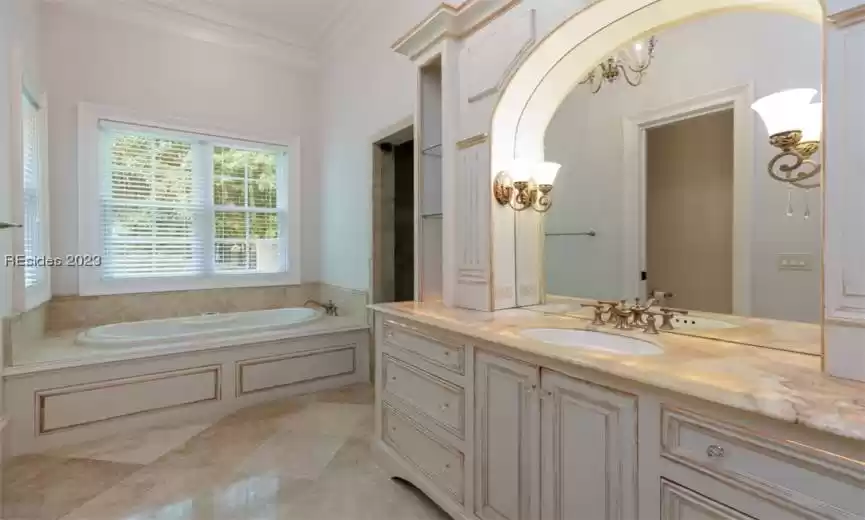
xmin=646 ymin=110 xmax=734 ymax=314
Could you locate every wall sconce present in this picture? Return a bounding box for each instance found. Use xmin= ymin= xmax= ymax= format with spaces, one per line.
xmin=493 ymin=161 xmax=562 ymax=213
xmin=580 ymin=36 xmax=656 ymax=94
xmin=751 ymin=88 xmax=822 ymax=189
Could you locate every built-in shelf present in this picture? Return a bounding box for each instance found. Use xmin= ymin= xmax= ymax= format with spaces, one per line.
xmin=421 ymin=143 xmax=442 ymax=157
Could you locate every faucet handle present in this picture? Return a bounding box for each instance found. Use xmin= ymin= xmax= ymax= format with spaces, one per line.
xmin=658 ymin=308 xmax=688 ymax=330
xmin=642 ymin=311 xmax=661 ymax=334
xmin=580 ymin=303 xmax=607 ymax=326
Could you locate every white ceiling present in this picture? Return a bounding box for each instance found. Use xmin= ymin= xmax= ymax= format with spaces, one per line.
xmin=144 ymin=0 xmax=355 ymax=50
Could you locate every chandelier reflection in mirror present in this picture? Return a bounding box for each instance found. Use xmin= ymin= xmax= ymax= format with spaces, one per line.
xmin=579 ymin=36 xmax=657 ymax=93
xmin=751 ymin=88 xmax=822 ymax=190
xmin=493 ymin=160 xmax=562 ymax=213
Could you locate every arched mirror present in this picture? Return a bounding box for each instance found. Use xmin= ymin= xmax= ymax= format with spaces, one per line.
xmin=499 ymin=6 xmax=823 ymax=352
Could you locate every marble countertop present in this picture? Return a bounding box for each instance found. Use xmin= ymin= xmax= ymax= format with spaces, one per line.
xmin=370 ymin=301 xmax=865 ymax=442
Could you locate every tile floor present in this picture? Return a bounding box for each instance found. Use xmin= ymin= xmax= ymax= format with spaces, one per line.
xmin=3 ymin=384 xmax=451 ymax=520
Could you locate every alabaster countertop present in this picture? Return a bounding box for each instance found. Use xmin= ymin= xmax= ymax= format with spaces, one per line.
xmin=370 ymin=301 xmax=865 ymax=443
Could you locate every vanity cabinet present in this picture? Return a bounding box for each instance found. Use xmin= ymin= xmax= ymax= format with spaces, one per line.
xmin=474 ymin=351 xmax=540 ymax=520
xmin=372 ymin=312 xmax=864 ymax=520
xmin=540 ymin=370 xmax=638 ymax=520
xmin=661 ymin=480 xmax=756 ymax=520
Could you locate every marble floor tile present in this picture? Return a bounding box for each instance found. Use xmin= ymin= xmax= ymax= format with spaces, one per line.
xmin=50 ymin=422 xmax=212 ymax=466
xmin=313 ymin=383 xmax=375 ymax=404
xmin=7 ymin=385 xmax=450 ymax=520
xmin=3 ymin=454 xmax=143 ymax=520
xmin=234 ymin=431 xmax=350 ymax=480
xmin=276 ymin=401 xmax=369 ymax=436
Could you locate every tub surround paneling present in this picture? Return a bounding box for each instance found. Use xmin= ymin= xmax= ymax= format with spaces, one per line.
xmin=5 ymin=327 xmax=370 ymax=455
xmin=37 ymin=365 xmax=221 ymax=433
xmin=236 ymin=345 xmax=358 ymax=396
xmin=370 ymin=301 xmax=865 ymax=442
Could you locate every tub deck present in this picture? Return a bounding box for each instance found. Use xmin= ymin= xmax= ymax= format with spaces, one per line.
xmin=8 ymin=315 xmax=369 ymax=375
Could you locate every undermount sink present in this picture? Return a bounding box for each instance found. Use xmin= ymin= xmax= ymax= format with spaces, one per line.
xmin=668 ymin=316 xmax=738 ymax=331
xmin=520 ymin=328 xmax=663 ymax=356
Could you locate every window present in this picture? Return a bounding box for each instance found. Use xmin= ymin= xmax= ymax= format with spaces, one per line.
xmin=79 ymin=110 xmax=299 ymax=296
xmin=21 ymin=90 xmax=49 ymax=309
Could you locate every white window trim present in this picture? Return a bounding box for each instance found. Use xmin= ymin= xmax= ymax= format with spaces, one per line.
xmin=10 ymin=73 xmax=51 ymax=312
xmin=77 ymin=103 xmax=302 ymax=296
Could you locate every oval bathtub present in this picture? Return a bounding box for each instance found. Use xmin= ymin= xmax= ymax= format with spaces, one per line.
xmin=75 ymin=307 xmax=325 ymax=348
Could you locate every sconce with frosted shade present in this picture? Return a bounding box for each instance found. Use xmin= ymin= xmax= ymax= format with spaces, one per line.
xmin=751 ymin=88 xmax=822 ymax=188
xmin=493 ymin=161 xmax=562 ymax=213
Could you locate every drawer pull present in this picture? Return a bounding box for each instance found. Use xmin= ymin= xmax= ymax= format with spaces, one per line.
xmin=706 ymin=445 xmax=725 ymax=459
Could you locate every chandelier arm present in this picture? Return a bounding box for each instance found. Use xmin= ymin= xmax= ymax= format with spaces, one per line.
xmin=626 ymin=58 xmax=653 ymax=74
xmin=619 ymin=64 xmax=645 ymax=87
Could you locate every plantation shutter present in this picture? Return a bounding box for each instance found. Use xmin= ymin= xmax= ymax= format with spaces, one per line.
xmin=101 ymin=128 xmax=206 ymax=279
xmin=22 ymin=93 xmax=43 ymax=288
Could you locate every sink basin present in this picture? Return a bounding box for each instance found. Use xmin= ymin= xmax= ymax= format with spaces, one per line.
xmin=520 ymin=329 xmax=663 ymax=356
xmin=669 ymin=316 xmax=738 ymax=331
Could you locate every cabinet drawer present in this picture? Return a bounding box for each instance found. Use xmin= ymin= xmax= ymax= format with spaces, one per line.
xmin=383 ymin=319 xmax=465 ymax=374
xmin=662 ymin=408 xmax=865 ymax=519
xmin=661 ymin=480 xmax=755 ymax=520
xmin=382 ymin=403 xmax=464 ymax=504
xmin=383 ymin=355 xmax=465 ymax=438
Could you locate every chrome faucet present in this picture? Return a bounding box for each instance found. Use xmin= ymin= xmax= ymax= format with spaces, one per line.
xmin=304 ymin=299 xmax=339 ymax=316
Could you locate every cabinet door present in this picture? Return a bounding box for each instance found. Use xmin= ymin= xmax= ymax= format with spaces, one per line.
xmin=661 ymin=480 xmax=755 ymax=520
xmin=474 ymin=350 xmax=540 ymax=520
xmin=540 ymin=370 xmax=638 ymax=520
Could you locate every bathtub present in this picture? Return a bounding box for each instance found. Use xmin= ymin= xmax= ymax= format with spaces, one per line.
xmin=75 ymin=307 xmax=325 ymax=348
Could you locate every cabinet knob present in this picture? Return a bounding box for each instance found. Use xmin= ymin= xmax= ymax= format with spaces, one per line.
xmin=386 ymin=331 xmax=394 ymax=339
xmin=706 ymin=444 xmax=725 ymax=459
xmin=441 ymin=403 xmax=450 ymax=410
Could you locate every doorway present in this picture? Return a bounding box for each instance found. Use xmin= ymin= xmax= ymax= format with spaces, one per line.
xmin=645 ymin=110 xmax=734 ymax=313
xmin=371 ymin=122 xmax=415 ymax=304
xmin=623 ymin=85 xmax=754 ymax=315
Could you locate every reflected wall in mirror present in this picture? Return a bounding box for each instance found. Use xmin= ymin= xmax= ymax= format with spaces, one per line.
xmin=543 ymin=10 xmax=821 ymax=325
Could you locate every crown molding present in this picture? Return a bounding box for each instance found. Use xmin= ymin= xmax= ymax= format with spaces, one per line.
xmin=392 ymin=0 xmax=522 ymax=61
xmin=43 ymin=0 xmax=319 ymax=69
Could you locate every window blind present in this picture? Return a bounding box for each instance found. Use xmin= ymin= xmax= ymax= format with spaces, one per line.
xmin=22 ymin=94 xmax=43 ymax=289
xmin=99 ymin=123 xmax=287 ymax=283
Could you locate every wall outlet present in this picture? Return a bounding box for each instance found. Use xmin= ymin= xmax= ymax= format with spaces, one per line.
xmin=778 ymin=253 xmax=813 ymax=271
